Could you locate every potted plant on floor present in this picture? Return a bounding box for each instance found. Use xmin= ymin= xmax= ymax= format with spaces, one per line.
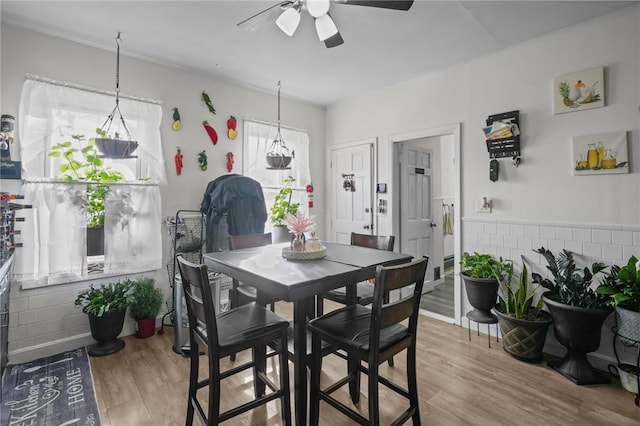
xmin=532 ymin=247 xmax=612 ymax=384
xmin=596 ymin=255 xmax=640 ymax=395
xmin=460 ymin=252 xmax=512 ymax=323
xmin=75 ymin=280 xmax=133 ymax=356
xmin=129 ymin=277 xmax=164 ymax=338
xmin=48 ymin=133 xmax=125 ymax=256
xmin=269 ymin=176 xmax=300 ymax=243
xmin=494 ymin=258 xmax=553 ymax=362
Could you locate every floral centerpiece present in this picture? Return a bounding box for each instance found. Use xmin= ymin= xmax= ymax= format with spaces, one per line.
xmin=285 ymin=211 xmax=316 ymax=252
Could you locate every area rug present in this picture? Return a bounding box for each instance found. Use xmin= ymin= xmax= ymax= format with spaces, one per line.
xmin=1 ymin=347 xmax=100 ymax=426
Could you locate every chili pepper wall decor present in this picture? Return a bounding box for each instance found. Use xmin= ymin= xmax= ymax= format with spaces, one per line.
xmin=198 ymin=150 xmax=208 ymax=171
xmin=201 ymin=91 xmax=216 ymax=115
xmin=172 ymin=107 xmax=181 ymax=131
xmin=226 ymin=152 xmax=234 ymax=172
xmin=227 ymin=116 xmax=238 ymax=140
xmin=203 ymin=121 xmax=218 ymax=145
xmin=175 ymin=147 xmax=183 ymax=176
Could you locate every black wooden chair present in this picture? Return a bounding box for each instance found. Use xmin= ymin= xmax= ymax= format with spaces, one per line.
xmin=308 ymin=257 xmax=428 ymax=426
xmin=228 ymin=232 xmax=275 ymax=311
xmin=228 ymin=232 xmax=278 ymax=362
xmin=176 ymin=256 xmax=291 ymax=426
xmin=316 ymin=232 xmax=396 ymax=316
xmin=316 ymin=232 xmax=397 ymax=366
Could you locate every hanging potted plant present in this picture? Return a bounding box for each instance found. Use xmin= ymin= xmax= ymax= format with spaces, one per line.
xmin=48 ymin=134 xmax=125 ymax=256
xmin=269 ymin=176 xmax=300 ymax=243
xmin=94 ymin=128 xmax=138 ymax=158
xmin=94 ymin=32 xmax=138 ymax=159
xmin=129 ymin=277 xmax=164 ymax=339
xmin=74 ymin=280 xmax=132 ymax=356
xmin=532 ymin=247 xmax=612 ymax=385
xmin=460 ymin=252 xmax=512 ymax=322
xmin=265 ymin=81 xmax=293 ymax=170
xmin=494 ymin=258 xmax=553 ymax=362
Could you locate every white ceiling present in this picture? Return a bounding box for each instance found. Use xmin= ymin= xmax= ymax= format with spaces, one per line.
xmin=1 ymin=1 xmax=637 ymax=106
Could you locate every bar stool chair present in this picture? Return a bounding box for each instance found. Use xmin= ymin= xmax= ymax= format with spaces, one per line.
xmin=308 ymin=257 xmax=428 ymax=426
xmin=176 ymin=256 xmax=291 ymax=426
xmin=316 ymin=232 xmax=397 ymax=366
xmin=228 ymin=232 xmax=275 ymax=311
xmin=316 ymin=233 xmax=395 ymax=316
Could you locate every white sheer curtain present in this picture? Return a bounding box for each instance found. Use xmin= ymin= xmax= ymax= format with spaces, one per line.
xmin=16 ymin=76 xmax=165 ymax=287
xmin=243 ymin=120 xmax=311 ymax=190
xmin=14 ymin=181 xmax=88 ymax=284
xmin=104 ymin=184 xmax=162 ymax=274
xmin=19 ymin=76 xmax=166 ymax=183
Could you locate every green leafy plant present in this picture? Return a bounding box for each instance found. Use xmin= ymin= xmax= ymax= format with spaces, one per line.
xmin=48 ymin=132 xmax=125 ymax=228
xmin=129 ymin=277 xmax=164 ymax=320
xmin=596 ymin=255 xmax=640 ymax=312
xmin=460 ymin=252 xmax=513 ymax=282
xmin=532 ymin=247 xmax=609 ymax=309
xmin=269 ymin=176 xmax=300 ymax=226
xmin=74 ymin=280 xmax=132 ymax=317
xmin=497 ymin=259 xmax=545 ymax=320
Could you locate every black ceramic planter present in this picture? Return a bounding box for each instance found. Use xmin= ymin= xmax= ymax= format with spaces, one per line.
xmin=494 ymin=308 xmax=553 ymax=362
xmin=542 ymin=294 xmax=612 ymax=385
xmin=87 ymin=308 xmax=126 ymax=357
xmin=462 ymin=274 xmax=499 ymax=322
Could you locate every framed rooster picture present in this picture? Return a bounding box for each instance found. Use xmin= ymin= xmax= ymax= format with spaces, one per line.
xmin=553 ymin=67 xmax=605 ymax=114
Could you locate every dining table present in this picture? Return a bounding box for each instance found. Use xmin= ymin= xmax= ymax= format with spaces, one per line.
xmin=203 ymin=241 xmax=412 ymax=426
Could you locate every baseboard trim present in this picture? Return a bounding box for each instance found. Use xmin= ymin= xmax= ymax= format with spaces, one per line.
xmin=8 ymin=333 xmax=97 ymax=364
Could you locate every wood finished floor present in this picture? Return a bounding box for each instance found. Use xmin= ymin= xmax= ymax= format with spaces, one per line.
xmin=90 ymin=301 xmax=640 ymax=425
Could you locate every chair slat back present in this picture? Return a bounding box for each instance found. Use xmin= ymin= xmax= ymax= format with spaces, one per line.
xmin=177 ymin=256 xmax=219 ymax=350
xmin=351 ymin=232 xmax=395 ymax=252
xmin=371 ymin=257 xmax=429 ymax=333
xmin=229 ymin=232 xmax=272 ymax=250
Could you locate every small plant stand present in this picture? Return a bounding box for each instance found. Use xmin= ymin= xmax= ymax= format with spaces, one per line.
xmin=612 ymin=324 xmax=640 ymax=407
xmin=466 ymin=310 xmax=499 ymax=348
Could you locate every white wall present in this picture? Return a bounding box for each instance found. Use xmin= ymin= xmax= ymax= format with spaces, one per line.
xmin=327 ymin=6 xmax=640 ymax=225
xmin=1 ymin=23 xmax=326 ymax=361
xmin=326 ymin=7 xmax=640 ymax=367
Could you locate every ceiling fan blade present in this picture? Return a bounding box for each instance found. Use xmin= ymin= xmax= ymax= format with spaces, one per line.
xmin=334 ymin=0 xmax=414 ymax=11
xmin=237 ymin=1 xmax=295 ymax=32
xmin=324 ymin=31 xmax=344 ymax=48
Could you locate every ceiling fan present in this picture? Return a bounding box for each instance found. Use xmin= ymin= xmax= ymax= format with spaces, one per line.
xmin=237 ymin=0 xmax=414 ymax=48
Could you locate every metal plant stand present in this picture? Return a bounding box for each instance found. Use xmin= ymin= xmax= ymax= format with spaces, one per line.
xmin=163 ymin=210 xmax=232 ymax=356
xmin=466 ymin=310 xmax=499 ymax=348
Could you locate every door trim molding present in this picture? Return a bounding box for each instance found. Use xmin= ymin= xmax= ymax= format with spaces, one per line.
xmin=389 ymin=123 xmax=462 ymax=325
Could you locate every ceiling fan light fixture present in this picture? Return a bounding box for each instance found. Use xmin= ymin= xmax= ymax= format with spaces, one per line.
xmin=315 ymin=14 xmax=338 ymax=41
xmin=276 ymin=6 xmax=301 ymax=36
xmin=306 ymin=0 xmax=330 ymax=18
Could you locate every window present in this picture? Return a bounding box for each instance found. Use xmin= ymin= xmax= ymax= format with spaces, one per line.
xmin=14 ymin=76 xmax=165 ymax=287
xmin=242 ymin=119 xmax=312 ymax=229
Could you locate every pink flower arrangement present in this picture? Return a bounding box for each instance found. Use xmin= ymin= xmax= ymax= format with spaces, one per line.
xmin=285 ymin=212 xmax=316 ymax=236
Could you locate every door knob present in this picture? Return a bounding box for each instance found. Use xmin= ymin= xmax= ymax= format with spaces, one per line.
xmin=429 ymin=223 xmax=436 ymax=228
xmin=363 ymin=224 xmax=370 ymax=230
xmin=365 ymin=208 xmax=370 ymax=213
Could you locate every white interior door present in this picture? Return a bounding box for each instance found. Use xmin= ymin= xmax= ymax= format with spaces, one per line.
xmin=330 ymin=143 xmax=373 ymax=243
xmin=400 ymin=144 xmax=433 ymax=291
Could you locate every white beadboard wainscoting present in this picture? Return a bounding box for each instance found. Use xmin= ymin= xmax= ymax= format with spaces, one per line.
xmin=462 ymin=216 xmax=640 ymax=371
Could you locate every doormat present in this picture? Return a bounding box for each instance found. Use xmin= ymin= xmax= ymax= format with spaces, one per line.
xmin=1 ymin=347 xmax=100 ymax=426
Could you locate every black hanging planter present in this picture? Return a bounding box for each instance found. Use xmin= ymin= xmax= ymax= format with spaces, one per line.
xmin=87 ymin=308 xmax=127 ymax=357
xmin=95 ymin=138 xmax=138 ymax=157
xmin=462 ymin=273 xmax=499 ymax=322
xmin=543 ymin=294 xmax=612 ymax=385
